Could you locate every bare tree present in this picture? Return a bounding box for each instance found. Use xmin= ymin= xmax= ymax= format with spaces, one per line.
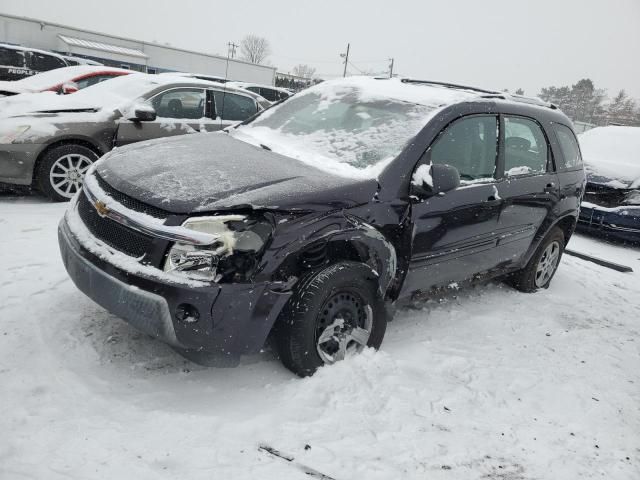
xmin=240 ymin=35 xmax=271 ymax=64
xmin=292 ymin=64 xmax=316 ymax=79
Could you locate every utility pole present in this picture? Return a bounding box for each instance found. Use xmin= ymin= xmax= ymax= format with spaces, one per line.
xmin=340 ymin=43 xmax=350 ymax=77
xmin=388 ymin=58 xmax=394 ymax=78
xmin=227 ymin=41 xmax=238 ymax=59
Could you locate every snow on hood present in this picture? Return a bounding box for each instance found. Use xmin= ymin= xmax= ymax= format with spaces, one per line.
xmin=96 ymin=132 xmax=378 ymax=213
xmin=580 ymin=126 xmax=640 ymax=189
xmin=229 ymin=77 xmax=476 ymax=179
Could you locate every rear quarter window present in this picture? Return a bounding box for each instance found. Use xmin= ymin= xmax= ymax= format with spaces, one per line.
xmin=553 ymin=124 xmax=583 ymax=170
xmin=28 ymin=52 xmax=67 ymax=71
xmin=0 ymin=47 xmax=26 ymax=67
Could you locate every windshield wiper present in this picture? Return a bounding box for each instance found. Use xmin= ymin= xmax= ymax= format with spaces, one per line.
xmin=260 ymin=143 xmax=272 ymax=151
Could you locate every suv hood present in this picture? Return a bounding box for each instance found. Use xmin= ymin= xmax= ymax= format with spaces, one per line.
xmin=96 ymin=133 xmax=378 ymax=213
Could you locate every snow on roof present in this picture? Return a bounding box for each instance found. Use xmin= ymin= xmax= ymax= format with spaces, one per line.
xmin=57 ymin=34 xmax=149 ymax=59
xmin=579 ymin=126 xmax=640 ymax=188
xmin=0 ymin=65 xmax=133 ymax=92
xmin=0 ymin=42 xmax=66 ymax=60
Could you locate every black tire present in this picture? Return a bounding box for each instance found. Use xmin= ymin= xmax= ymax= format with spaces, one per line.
xmin=276 ymin=261 xmax=388 ymax=377
xmin=508 ymin=227 xmax=565 ymax=293
xmin=35 ymin=144 xmax=99 ymax=202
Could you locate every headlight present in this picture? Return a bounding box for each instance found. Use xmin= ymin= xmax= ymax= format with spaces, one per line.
xmin=163 ymin=214 xmax=273 ymax=281
xmin=0 ymin=125 xmax=31 ymax=144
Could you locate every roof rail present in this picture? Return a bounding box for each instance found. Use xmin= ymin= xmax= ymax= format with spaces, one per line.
xmin=400 ymin=78 xmax=500 ymax=95
xmin=398 ymin=78 xmax=559 ymax=110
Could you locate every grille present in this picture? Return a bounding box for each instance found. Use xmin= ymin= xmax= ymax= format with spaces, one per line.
xmin=95 ymin=173 xmax=169 ymax=219
xmin=77 ymin=192 xmax=154 ymax=260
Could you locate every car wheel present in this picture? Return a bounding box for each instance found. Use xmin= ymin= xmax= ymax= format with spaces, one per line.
xmin=36 ymin=144 xmax=98 ymax=202
xmin=508 ymin=227 xmax=565 ymax=293
xmin=276 ymin=261 xmax=387 ymax=377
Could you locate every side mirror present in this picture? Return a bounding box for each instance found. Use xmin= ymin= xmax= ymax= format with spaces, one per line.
xmin=60 ymin=82 xmax=79 ymax=94
xmin=411 ymin=163 xmax=460 ymax=198
xmin=128 ymin=104 xmax=157 ymax=122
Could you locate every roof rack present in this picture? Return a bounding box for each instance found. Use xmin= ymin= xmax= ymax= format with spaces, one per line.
xmin=400 ymin=78 xmax=500 ymax=95
xmin=479 ymin=93 xmax=557 ymax=109
xmin=398 ymin=78 xmax=558 ymax=110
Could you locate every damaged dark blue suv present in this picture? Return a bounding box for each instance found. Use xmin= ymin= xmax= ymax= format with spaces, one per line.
xmin=58 ymin=77 xmax=585 ymax=376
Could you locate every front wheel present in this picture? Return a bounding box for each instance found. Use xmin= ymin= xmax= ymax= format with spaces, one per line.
xmin=508 ymin=227 xmax=565 ymax=292
xmin=35 ymin=144 xmax=98 ymax=201
xmin=276 ymin=261 xmax=387 ymax=377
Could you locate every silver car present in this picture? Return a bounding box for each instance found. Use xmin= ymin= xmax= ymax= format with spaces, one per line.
xmin=0 ymin=73 xmax=268 ymax=200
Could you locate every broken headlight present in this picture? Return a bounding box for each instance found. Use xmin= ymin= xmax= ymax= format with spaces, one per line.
xmin=163 ymin=214 xmax=273 ymax=282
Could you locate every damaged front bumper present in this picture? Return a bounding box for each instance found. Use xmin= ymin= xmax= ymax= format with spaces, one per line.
xmin=58 ymin=207 xmax=293 ymax=366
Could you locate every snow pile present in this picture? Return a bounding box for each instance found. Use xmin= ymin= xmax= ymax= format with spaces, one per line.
xmin=411 ymin=163 xmax=433 ymax=187
xmin=579 ymin=126 xmax=640 ymax=188
xmin=231 ymin=77 xmax=475 ymax=179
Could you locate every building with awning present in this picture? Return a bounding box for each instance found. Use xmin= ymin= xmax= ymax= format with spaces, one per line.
xmin=0 ymin=13 xmax=276 ymax=84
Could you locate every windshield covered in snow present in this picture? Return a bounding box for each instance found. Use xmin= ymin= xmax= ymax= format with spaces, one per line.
xmin=231 ymin=77 xmax=474 ymax=178
xmin=580 ymin=126 xmax=640 ymax=188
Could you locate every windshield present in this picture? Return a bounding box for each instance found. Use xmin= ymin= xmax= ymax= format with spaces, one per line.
xmin=230 ymin=79 xmax=446 ymax=178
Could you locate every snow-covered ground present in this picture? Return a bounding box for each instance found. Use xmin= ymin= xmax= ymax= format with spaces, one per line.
xmin=1 ymin=194 xmax=638 ymax=480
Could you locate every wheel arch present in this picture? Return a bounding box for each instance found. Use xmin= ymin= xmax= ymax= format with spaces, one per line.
xmin=523 ymin=213 xmax=578 ymax=267
xmin=31 ymin=136 xmax=106 ymax=186
xmin=272 ymin=215 xmax=398 ymax=301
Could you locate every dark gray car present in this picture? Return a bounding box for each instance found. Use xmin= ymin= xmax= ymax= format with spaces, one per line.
xmin=0 ymin=73 xmax=268 ymax=200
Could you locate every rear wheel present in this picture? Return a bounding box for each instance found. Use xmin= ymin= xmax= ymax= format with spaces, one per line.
xmin=36 ymin=144 xmax=98 ymax=201
xmin=508 ymin=227 xmax=565 ymax=292
xmin=276 ymin=261 xmax=387 ymax=377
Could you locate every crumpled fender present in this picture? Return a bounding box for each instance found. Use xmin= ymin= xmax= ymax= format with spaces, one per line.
xmin=261 ymin=211 xmax=398 ymax=300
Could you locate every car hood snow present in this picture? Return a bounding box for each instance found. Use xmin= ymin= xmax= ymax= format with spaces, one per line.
xmin=580 ymin=126 xmax=640 ymax=189
xmin=96 ymin=132 xmax=379 ymax=213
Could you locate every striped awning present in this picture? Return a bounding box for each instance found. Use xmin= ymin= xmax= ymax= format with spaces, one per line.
xmin=57 ymin=34 xmax=149 ymax=59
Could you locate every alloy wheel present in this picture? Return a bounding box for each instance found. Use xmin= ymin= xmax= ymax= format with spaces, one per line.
xmin=49 ymin=153 xmax=93 ymax=199
xmin=535 ymin=241 xmax=560 ymax=288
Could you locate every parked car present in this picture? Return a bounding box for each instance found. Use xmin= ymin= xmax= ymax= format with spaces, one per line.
xmin=58 ymin=77 xmax=585 ymax=376
xmin=60 ymin=55 xmax=103 ymax=67
xmin=227 ymin=81 xmax=292 ymax=103
xmin=0 ymin=43 xmax=68 ymax=81
xmin=578 ymin=126 xmax=640 ymax=242
xmin=0 ymin=73 xmax=267 ymax=200
xmin=0 ymin=65 xmax=133 ymax=97
xmin=162 ymin=71 xmax=229 ymax=83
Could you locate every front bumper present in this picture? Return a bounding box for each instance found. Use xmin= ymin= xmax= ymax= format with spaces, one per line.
xmin=0 ymin=143 xmax=43 ymax=185
xmin=578 ymin=203 xmax=640 ymax=243
xmin=58 ymin=209 xmax=293 ymax=365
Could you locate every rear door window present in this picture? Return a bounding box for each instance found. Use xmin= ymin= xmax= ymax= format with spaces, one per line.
xmin=28 ymin=52 xmax=66 ymax=71
xmin=428 ymin=115 xmax=499 ymax=181
xmin=213 ymin=91 xmax=258 ymax=121
xmin=553 ymin=123 xmax=583 ymax=170
xmin=0 ymin=47 xmax=26 ymax=67
xmin=259 ymin=87 xmax=279 ymax=102
xmin=503 ymin=116 xmax=549 ymax=176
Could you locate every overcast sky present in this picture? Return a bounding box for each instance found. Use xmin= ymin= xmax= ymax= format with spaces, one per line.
xmin=1 ymin=0 xmax=639 ymax=98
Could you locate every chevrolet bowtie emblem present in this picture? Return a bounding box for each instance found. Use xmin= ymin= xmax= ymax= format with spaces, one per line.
xmin=94 ymin=200 xmax=110 ymax=217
